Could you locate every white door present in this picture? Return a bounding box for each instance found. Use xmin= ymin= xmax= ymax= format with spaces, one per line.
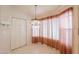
xmin=11 ymin=18 xmax=27 ymax=49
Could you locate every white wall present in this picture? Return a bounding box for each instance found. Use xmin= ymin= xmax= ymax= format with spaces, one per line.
xmin=26 ymin=20 xmax=32 ymax=45
xmin=0 ymin=6 xmax=32 ymax=53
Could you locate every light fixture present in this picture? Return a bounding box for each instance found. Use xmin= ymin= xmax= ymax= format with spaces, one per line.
xmin=33 ymin=5 xmax=37 ymax=20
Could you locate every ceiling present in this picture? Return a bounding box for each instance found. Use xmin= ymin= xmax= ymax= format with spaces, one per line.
xmin=11 ymin=5 xmax=66 ymax=19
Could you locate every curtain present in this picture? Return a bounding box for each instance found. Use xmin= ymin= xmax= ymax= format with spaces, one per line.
xmin=42 ymin=20 xmax=48 ymax=37
xmin=32 ymin=8 xmax=72 ymax=54
xmin=59 ymin=10 xmax=72 ymax=53
xmin=52 ymin=17 xmax=60 ymax=40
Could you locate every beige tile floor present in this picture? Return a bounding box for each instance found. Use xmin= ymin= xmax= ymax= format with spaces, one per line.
xmin=11 ymin=43 xmax=60 ymax=54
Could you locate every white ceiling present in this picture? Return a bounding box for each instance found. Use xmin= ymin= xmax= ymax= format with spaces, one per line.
xmin=11 ymin=5 xmax=66 ymax=19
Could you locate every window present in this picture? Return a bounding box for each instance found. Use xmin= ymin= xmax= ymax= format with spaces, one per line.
xmin=42 ymin=19 xmax=48 ymax=37
xmin=48 ymin=19 xmax=52 ymax=39
xmin=52 ymin=17 xmax=60 ymax=40
xmin=59 ymin=10 xmax=72 ymax=47
xmin=32 ymin=8 xmax=72 ymax=48
xmin=32 ymin=20 xmax=40 ymax=37
xmin=32 ymin=8 xmax=73 ymax=53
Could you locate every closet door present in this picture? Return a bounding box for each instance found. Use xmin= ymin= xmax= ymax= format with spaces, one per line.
xmin=11 ymin=18 xmax=27 ymax=49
